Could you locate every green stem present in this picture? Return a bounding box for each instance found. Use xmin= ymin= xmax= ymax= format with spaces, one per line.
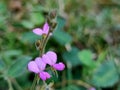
xmin=30 ymin=74 xmax=37 ymax=90
xmin=11 ymin=78 xmax=23 ymax=90
xmin=41 ymin=33 xmax=50 ymax=55
xmin=5 ymin=77 xmax=13 ymax=90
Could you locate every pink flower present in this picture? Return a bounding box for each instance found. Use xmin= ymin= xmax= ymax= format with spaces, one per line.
xmin=28 ymin=57 xmax=50 ymax=81
xmin=42 ymin=51 xmax=65 ymax=71
xmin=88 ymin=87 xmax=96 ymax=90
xmin=33 ymin=22 xmax=49 ymax=36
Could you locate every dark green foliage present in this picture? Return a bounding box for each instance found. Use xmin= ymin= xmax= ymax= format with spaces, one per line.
xmin=7 ymin=56 xmax=32 ymax=78
xmin=63 ymin=47 xmax=81 ymax=66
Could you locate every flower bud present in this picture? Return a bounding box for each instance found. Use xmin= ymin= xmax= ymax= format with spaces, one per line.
xmin=50 ymin=10 xmax=57 ymax=19
xmin=46 ymin=16 xmax=51 ymax=25
xmin=35 ymin=40 xmax=41 ymax=50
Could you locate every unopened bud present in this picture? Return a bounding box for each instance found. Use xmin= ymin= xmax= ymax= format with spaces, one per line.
xmin=46 ymin=16 xmax=51 ymax=25
xmin=35 ymin=40 xmax=41 ymax=50
xmin=50 ymin=10 xmax=57 ymax=19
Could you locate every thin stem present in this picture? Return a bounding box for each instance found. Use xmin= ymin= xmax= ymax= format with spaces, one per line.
xmin=43 ymin=81 xmax=50 ymax=90
xmin=41 ymin=32 xmax=51 ymax=55
xmin=30 ymin=74 xmax=37 ymax=90
xmin=5 ymin=77 xmax=13 ymax=90
xmin=11 ymin=78 xmax=23 ymax=90
xmin=39 ymin=36 xmax=45 ymax=56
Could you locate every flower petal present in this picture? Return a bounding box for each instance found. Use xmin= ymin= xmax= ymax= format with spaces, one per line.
xmin=46 ymin=51 xmax=57 ymax=65
xmin=33 ymin=28 xmax=43 ymax=35
xmin=35 ymin=57 xmax=46 ymax=71
xmin=43 ymin=22 xmax=49 ymax=35
xmin=53 ymin=62 xmax=65 ymax=71
xmin=39 ymin=71 xmax=51 ymax=81
xmin=42 ymin=54 xmax=53 ymax=66
xmin=28 ymin=61 xmax=39 ymax=73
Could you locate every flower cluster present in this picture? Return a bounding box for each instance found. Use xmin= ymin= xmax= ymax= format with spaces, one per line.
xmin=28 ymin=51 xmax=65 ymax=81
xmin=28 ymin=22 xmax=65 ymax=81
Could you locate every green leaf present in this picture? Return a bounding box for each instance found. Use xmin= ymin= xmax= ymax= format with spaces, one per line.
xmin=56 ymin=16 xmax=66 ymax=29
xmin=78 ymin=49 xmax=96 ymax=67
xmin=3 ymin=50 xmax=22 ymax=58
xmin=2 ymin=50 xmax=23 ymax=64
xmin=53 ymin=16 xmax=72 ymax=45
xmin=0 ymin=2 xmax=7 ymax=14
xmin=20 ymin=32 xmax=40 ymax=44
xmin=91 ymin=60 xmax=119 ymax=87
xmin=53 ymin=29 xmax=72 ymax=45
xmin=30 ymin=12 xmax=44 ymax=25
xmin=117 ymin=84 xmax=120 ymax=90
xmin=21 ymin=20 xmax=34 ymax=29
xmin=97 ymin=51 xmax=107 ymax=62
xmin=62 ymin=85 xmax=83 ymax=90
xmin=7 ymin=56 xmax=32 ymax=78
xmin=62 ymin=47 xmax=81 ymax=66
xmin=0 ymin=59 xmax=5 ymax=71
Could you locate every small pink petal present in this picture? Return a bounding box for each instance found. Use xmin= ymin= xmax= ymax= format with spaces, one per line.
xmin=88 ymin=87 xmax=96 ymax=90
xmin=39 ymin=71 xmax=51 ymax=81
xmin=53 ymin=62 xmax=65 ymax=71
xmin=33 ymin=28 xmax=43 ymax=35
xmin=28 ymin=61 xmax=40 ymax=73
xmin=43 ymin=22 xmax=49 ymax=35
xmin=35 ymin=57 xmax=46 ymax=71
xmin=42 ymin=54 xmax=53 ymax=66
xmin=46 ymin=51 xmax=57 ymax=65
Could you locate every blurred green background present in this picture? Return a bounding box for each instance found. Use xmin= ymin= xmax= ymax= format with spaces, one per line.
xmin=0 ymin=0 xmax=120 ymax=90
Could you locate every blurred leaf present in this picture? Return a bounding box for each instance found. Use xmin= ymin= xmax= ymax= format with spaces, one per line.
xmin=0 ymin=59 xmax=5 ymax=71
xmin=53 ymin=16 xmax=72 ymax=45
xmin=91 ymin=60 xmax=119 ymax=87
xmin=117 ymin=84 xmax=120 ymax=90
xmin=78 ymin=50 xmax=96 ymax=67
xmin=3 ymin=50 xmax=22 ymax=58
xmin=0 ymin=2 xmax=7 ymax=14
xmin=21 ymin=20 xmax=34 ymax=29
xmin=0 ymin=16 xmax=6 ymax=30
xmin=53 ymin=29 xmax=72 ymax=45
xmin=96 ymin=9 xmax=112 ymax=28
xmin=46 ymin=69 xmax=58 ymax=83
xmin=16 ymin=74 xmax=31 ymax=87
xmin=7 ymin=56 xmax=32 ymax=78
xmin=97 ymin=51 xmax=107 ymax=64
xmin=62 ymin=85 xmax=82 ymax=90
xmin=20 ymin=32 xmax=40 ymax=44
xmin=30 ymin=12 xmax=44 ymax=25
xmin=1 ymin=50 xmax=23 ymax=64
xmin=63 ymin=47 xmax=81 ymax=66
xmin=56 ymin=16 xmax=66 ymax=29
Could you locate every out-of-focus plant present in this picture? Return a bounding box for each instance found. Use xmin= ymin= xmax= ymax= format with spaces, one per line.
xmin=0 ymin=0 xmax=120 ymax=90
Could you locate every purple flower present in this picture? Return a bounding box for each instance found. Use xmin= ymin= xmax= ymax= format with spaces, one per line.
xmin=42 ymin=51 xmax=65 ymax=71
xmin=88 ymin=87 xmax=96 ymax=90
xmin=28 ymin=57 xmax=51 ymax=81
xmin=33 ymin=22 xmax=49 ymax=36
